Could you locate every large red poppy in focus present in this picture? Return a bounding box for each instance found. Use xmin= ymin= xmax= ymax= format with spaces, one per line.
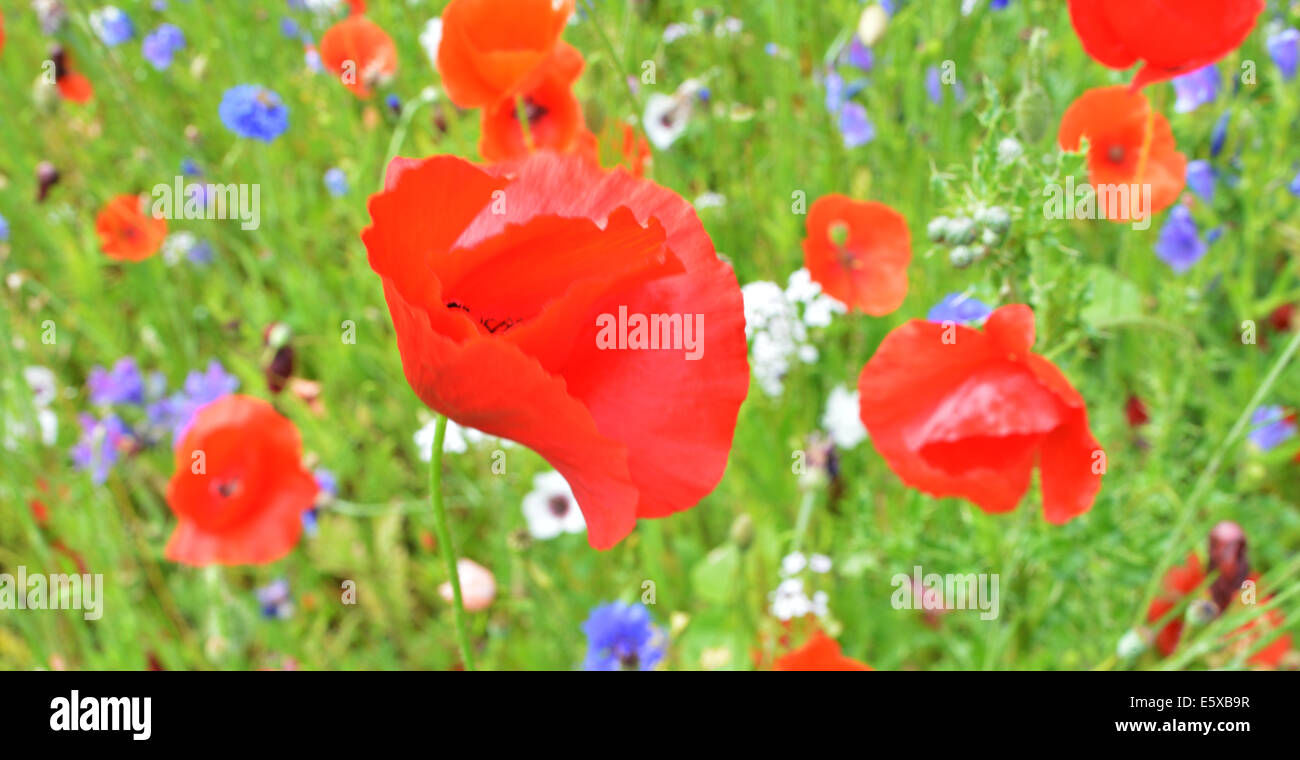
xmin=857 ymin=305 xmax=1103 ymax=523
xmin=773 ymin=631 xmax=871 ymax=671
xmin=1068 ymin=0 xmax=1264 ymax=89
xmin=95 ymin=194 xmax=167 ymax=261
xmin=438 ymin=0 xmax=575 ymax=109
xmin=802 ymin=194 xmax=911 ymax=316
xmin=361 ymin=152 xmax=749 ymax=550
xmin=320 ymin=15 xmax=398 ymax=98
xmin=478 ymin=42 xmax=593 ymax=163
xmin=165 ymin=395 xmax=318 ymax=566
xmin=1059 ymin=86 xmax=1186 ymax=223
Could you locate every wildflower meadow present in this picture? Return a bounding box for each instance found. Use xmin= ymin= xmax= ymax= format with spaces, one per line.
xmin=2 ymin=0 xmax=1299 ymax=680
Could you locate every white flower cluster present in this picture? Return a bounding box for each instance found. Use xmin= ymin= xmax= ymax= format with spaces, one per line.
xmin=769 ymin=551 xmax=834 ymax=621
xmin=742 ymin=268 xmax=845 ymax=396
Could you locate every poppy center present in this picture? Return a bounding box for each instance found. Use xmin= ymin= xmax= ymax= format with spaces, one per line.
xmin=547 ymin=494 xmax=570 ymax=517
xmin=1106 ymin=144 xmax=1126 ymax=165
xmin=515 ymin=97 xmax=548 ymax=126
xmin=214 ymin=478 xmax=243 ymax=500
xmin=445 ymin=300 xmax=521 ymax=335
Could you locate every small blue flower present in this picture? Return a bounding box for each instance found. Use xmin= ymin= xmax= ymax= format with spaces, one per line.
xmin=161 ymin=360 xmax=240 ymax=445
xmin=927 ymin=293 xmax=992 ymax=325
xmin=1154 ymin=205 xmax=1207 ymax=274
xmin=187 ymin=239 xmax=214 ymax=265
xmin=0 ymin=213 xmax=9 ymax=243
xmin=324 ymin=167 xmax=348 ymax=197
xmin=91 ymin=6 xmax=134 ymax=47
xmin=1185 ymin=160 xmax=1215 ymax=203
xmin=280 ymin=17 xmax=301 ymax=39
xmin=925 ymin=66 xmax=943 ymax=104
xmin=142 ymin=23 xmax=185 ymax=70
xmin=1267 ymin=29 xmax=1299 ymax=81
xmin=1248 ymin=406 xmax=1295 ymax=452
xmin=838 ymin=103 xmax=875 ymax=148
xmin=88 ymin=357 xmax=145 ymax=406
xmin=314 ymin=468 xmax=338 ymax=498
xmin=305 ymin=48 xmax=323 ymax=73
xmin=1210 ymin=111 xmax=1230 ymax=158
xmin=71 ymin=414 xmax=128 ymax=485
xmin=1290 ymin=169 xmax=1300 ymax=198
xmin=385 ymin=93 xmax=402 ymax=114
xmin=1171 ymin=64 xmax=1219 ymax=113
xmin=218 ymin=85 xmax=290 ymax=142
xmin=991 ymin=0 xmax=1011 ymax=8
xmin=846 ymin=37 xmax=873 ymax=72
xmin=256 ymin=579 xmax=294 ymax=620
xmin=180 ymin=157 xmax=202 ymax=176
xmin=581 ymin=601 xmax=664 ymax=671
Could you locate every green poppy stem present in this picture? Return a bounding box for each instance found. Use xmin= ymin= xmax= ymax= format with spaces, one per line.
xmin=429 ymin=414 xmax=476 ymax=671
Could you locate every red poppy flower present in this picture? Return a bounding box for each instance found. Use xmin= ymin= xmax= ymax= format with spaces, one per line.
xmin=1124 ymin=395 xmax=1149 ymax=427
xmin=95 ymin=194 xmax=167 ymax=261
xmin=361 ymin=152 xmax=749 ymax=549
xmin=478 ymin=42 xmax=592 ymax=163
xmin=802 ymin=194 xmax=910 ymax=316
xmin=856 ymin=304 xmax=1103 ymax=522
xmin=0 ymin=11 xmax=6 ymax=58
xmin=437 ymin=0 xmax=575 ymax=109
xmin=345 ymin=0 xmax=366 ymax=14
xmin=51 ymin=47 xmax=94 ymax=103
xmin=773 ymin=631 xmax=872 ymax=671
xmin=1232 ymin=579 xmax=1293 ymax=668
xmin=320 ymin=15 xmax=398 ymax=98
xmin=1145 ymin=552 xmax=1205 ymax=656
xmin=165 ymin=395 xmax=318 ymax=566
xmin=1058 ymin=86 xmax=1186 ymax=223
xmin=1068 ymin=0 xmax=1264 ymax=89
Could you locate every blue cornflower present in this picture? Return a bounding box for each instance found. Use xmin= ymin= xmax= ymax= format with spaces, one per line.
xmin=324 ymin=167 xmax=348 ymax=197
xmin=581 ymin=601 xmax=665 ymax=671
xmin=991 ymin=0 xmax=1011 ymax=9
xmin=385 ymin=93 xmax=402 ymax=114
xmin=218 ymin=85 xmax=290 ymax=142
xmin=314 ymin=468 xmax=338 ymax=498
xmin=1267 ymin=29 xmax=1299 ymax=81
xmin=142 ymin=23 xmax=185 ymax=70
xmin=1171 ymin=64 xmax=1219 ymax=113
xmin=846 ymin=38 xmax=873 ymax=72
xmin=91 ymin=6 xmax=134 ymax=47
xmin=925 ymin=66 xmax=943 ymax=104
xmin=305 ymin=48 xmax=323 ymax=73
xmin=838 ymin=103 xmax=875 ymax=147
xmin=187 ymin=239 xmax=214 ymax=265
xmin=927 ymin=293 xmax=992 ymax=325
xmin=280 ymin=17 xmax=301 ymax=39
xmin=0 ymin=213 xmax=9 ymax=242
xmin=1210 ymin=112 xmax=1230 ymax=158
xmin=88 ymin=357 xmax=145 ymax=405
xmin=158 ymin=360 xmax=239 ymax=445
xmin=71 ymin=414 xmax=128 ymax=485
xmin=180 ymin=157 xmax=201 ymax=176
xmin=1186 ymin=160 xmax=1215 ymax=203
xmin=1154 ymin=206 xmax=1207 ymax=274
xmin=256 ymin=579 xmax=294 ymax=620
xmin=1290 ymin=169 xmax=1300 ymax=198
xmin=1248 ymin=406 xmax=1295 ymax=452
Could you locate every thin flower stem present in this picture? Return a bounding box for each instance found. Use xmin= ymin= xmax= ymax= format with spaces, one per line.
xmin=515 ymin=95 xmax=535 ymax=152
xmin=790 ymin=487 xmax=818 ymax=555
xmin=429 ymin=414 xmax=476 ymax=671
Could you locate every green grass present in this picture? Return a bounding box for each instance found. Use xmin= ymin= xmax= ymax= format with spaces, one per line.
xmin=1 ymin=0 xmax=1298 ymax=670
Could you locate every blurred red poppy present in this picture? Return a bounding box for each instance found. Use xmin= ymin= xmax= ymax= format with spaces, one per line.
xmin=478 ymin=42 xmax=592 ymax=162
xmin=1145 ymin=552 xmax=1204 ymax=656
xmin=361 ymin=152 xmax=749 ymax=549
xmin=345 ymin=0 xmax=366 ymax=14
xmin=320 ymin=15 xmax=397 ymax=98
xmin=857 ymin=304 xmax=1103 ymax=523
xmin=1124 ymin=395 xmax=1149 ymax=427
xmin=52 ymin=47 xmax=94 ymax=103
xmin=438 ymin=0 xmax=575 ymax=108
xmin=774 ymin=631 xmax=871 ymax=671
xmin=165 ymin=395 xmax=318 ymax=566
xmin=1232 ymin=579 xmax=1293 ymax=668
xmin=802 ymin=194 xmax=911 ymax=316
xmin=1068 ymin=0 xmax=1264 ymax=89
xmin=95 ymin=194 xmax=167 ymax=261
xmin=1059 ymin=86 xmax=1185 ymax=223
xmin=0 ymin=11 xmax=6 ymax=58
